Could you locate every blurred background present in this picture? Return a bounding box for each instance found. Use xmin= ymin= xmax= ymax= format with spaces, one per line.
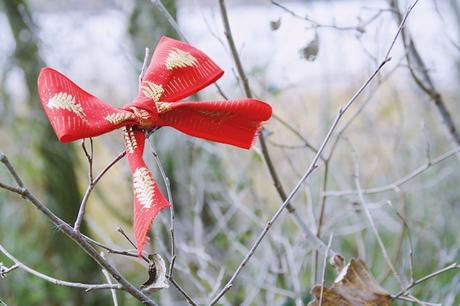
xmin=0 ymin=0 xmax=459 ymax=305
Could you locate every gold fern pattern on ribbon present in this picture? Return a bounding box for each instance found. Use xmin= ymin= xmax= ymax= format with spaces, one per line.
xmin=142 ymin=82 xmax=164 ymax=102
xmin=165 ymin=48 xmax=198 ymax=70
xmin=47 ymin=92 xmax=86 ymax=119
xmin=105 ymin=112 xmax=136 ymax=125
xmin=133 ymin=167 xmax=155 ymax=209
xmin=123 ymin=126 xmax=138 ymax=154
xmin=155 ymin=102 xmax=172 ymax=114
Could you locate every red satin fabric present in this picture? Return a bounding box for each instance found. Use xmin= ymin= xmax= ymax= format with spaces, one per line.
xmin=37 ymin=36 xmax=272 ymax=255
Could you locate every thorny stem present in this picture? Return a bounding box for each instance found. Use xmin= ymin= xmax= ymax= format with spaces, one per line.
xmin=208 ymin=1 xmax=418 ymax=304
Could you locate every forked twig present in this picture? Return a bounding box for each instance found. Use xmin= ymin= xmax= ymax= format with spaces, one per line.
xmin=74 ymin=150 xmax=127 ymax=232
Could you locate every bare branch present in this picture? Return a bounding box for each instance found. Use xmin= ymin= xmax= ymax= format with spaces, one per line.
xmin=393 ymin=262 xmax=460 ymax=299
xmin=319 ymin=233 xmax=334 ymax=306
xmin=146 ymin=135 xmax=176 ymax=278
xmin=100 ymin=253 xmax=120 ymax=306
xmin=0 ymin=243 xmax=121 ymax=291
xmin=74 ymin=150 xmax=126 ymax=232
xmin=352 ymin=144 xmax=404 ymax=287
xmin=324 ymin=145 xmax=460 ymax=197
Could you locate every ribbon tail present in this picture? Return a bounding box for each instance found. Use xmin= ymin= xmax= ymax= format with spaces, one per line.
xmin=123 ymin=128 xmax=171 ymax=256
xmin=157 ymin=99 xmax=272 ymax=149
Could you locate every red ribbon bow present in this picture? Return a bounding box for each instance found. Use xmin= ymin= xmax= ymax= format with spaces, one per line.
xmin=37 ymin=36 xmax=272 ymax=255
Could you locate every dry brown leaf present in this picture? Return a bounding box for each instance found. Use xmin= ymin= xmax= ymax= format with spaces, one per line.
xmin=140 ymin=254 xmax=169 ymax=294
xmin=270 ymin=17 xmax=281 ymax=31
xmin=308 ymin=258 xmax=392 ymax=306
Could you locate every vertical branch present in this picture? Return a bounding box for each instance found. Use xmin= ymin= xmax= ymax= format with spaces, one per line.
xmin=146 ymin=136 xmax=176 ymax=277
xmin=74 ymin=138 xmax=94 ymax=232
xmin=139 ymin=48 xmax=151 ymax=88
xmin=319 ymin=233 xmax=334 ymax=306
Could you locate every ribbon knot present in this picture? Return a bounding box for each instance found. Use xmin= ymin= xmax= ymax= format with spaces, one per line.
xmin=37 ymin=36 xmax=272 ymax=255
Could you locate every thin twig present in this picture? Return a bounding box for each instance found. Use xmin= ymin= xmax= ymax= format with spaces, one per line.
xmin=319 ymin=233 xmax=334 ymax=306
xmin=146 ymin=136 xmax=176 ymax=278
xmin=0 ymin=243 xmax=121 ymax=291
xmin=352 ymin=144 xmax=404 ymax=288
xmin=271 ymin=0 xmax=386 ymax=32
xmin=169 ymin=277 xmax=199 ymax=306
xmin=117 ymin=227 xmax=138 ymax=250
xmin=387 ymin=200 xmax=415 ymax=283
xmin=139 ymin=48 xmax=151 ymax=87
xmin=83 ymin=234 xmax=149 ymax=263
xmin=324 ymin=145 xmax=460 ymax=197
xmin=74 ymin=138 xmax=94 ymax=232
xmin=100 ymin=252 xmax=120 ymax=306
xmin=0 ymin=152 xmax=24 ymax=187
xmin=392 ymin=262 xmax=459 ymax=299
xmin=74 ymin=150 xmax=126 ymax=232
xmin=150 ymin=0 xmax=188 ymax=42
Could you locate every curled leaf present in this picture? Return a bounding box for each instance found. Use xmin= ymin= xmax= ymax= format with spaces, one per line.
xmin=299 ymin=33 xmax=320 ymax=62
xmin=141 ymin=254 xmax=169 ymax=294
xmin=308 ymin=258 xmax=391 ymax=306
